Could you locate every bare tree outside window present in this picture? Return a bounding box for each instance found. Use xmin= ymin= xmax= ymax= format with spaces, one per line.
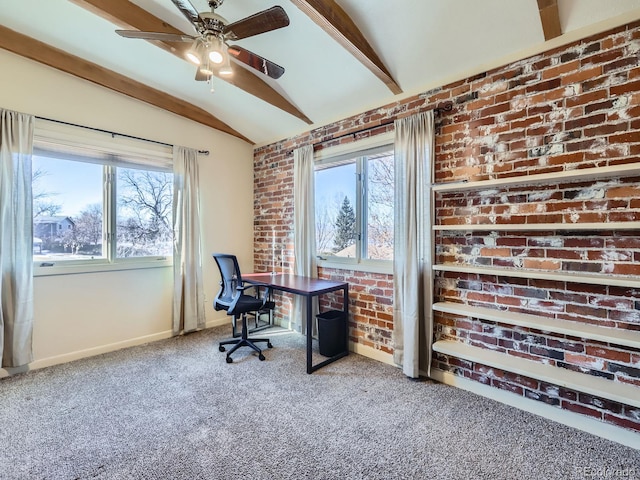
xmin=316 ymin=202 xmax=335 ymax=254
xmin=116 ymin=168 xmax=173 ymax=258
xmin=73 ymin=203 xmax=103 ymax=254
xmin=366 ymin=153 xmax=394 ymax=260
xmin=32 ymin=168 xmax=61 ymax=219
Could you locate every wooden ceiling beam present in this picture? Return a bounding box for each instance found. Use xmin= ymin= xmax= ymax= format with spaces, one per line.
xmin=290 ymin=0 xmax=402 ymax=95
xmin=536 ymin=0 xmax=562 ymax=41
xmin=70 ymin=0 xmax=312 ymax=124
xmin=0 ymin=25 xmax=252 ymax=144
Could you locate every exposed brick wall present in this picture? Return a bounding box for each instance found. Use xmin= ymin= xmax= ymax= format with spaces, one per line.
xmin=254 ymin=20 xmax=640 ymax=431
xmin=431 ymin=20 xmax=640 ymax=433
xmin=319 ymin=267 xmax=394 ymax=354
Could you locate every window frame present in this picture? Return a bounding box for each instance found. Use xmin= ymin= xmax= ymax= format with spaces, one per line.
xmin=314 ymin=132 xmax=394 ymax=274
xmin=32 ymin=120 xmax=173 ymax=277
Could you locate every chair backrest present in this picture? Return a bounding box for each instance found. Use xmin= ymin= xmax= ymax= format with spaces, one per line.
xmin=212 ymin=253 xmax=243 ymax=311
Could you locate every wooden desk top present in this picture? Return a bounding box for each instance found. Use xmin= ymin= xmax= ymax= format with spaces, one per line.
xmin=243 ymin=273 xmax=347 ymax=296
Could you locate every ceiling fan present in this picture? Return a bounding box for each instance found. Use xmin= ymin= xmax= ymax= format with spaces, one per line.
xmin=115 ymin=0 xmax=289 ymax=81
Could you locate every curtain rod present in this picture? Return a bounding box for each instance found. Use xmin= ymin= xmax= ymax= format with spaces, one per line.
xmin=35 ymin=115 xmax=210 ymax=155
xmin=313 ymin=102 xmax=453 ymax=147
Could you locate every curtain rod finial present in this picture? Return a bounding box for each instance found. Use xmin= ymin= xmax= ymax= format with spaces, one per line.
xmin=435 ymin=102 xmax=453 ymax=115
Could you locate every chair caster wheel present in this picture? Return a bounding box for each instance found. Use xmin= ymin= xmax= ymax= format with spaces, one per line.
xmin=267 ymin=342 xmax=273 ymax=349
xmin=219 ymin=345 xmax=226 ymax=352
xmin=226 ymin=356 xmax=233 ymax=363
xmin=258 ymin=354 xmax=266 ymax=361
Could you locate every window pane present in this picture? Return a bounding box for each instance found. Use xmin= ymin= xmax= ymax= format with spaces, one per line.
xmin=32 ymin=156 xmax=105 ymax=261
xmin=315 ymin=162 xmax=357 ymax=258
xmin=116 ymin=168 xmax=173 ymax=258
xmin=365 ymin=152 xmax=394 ymax=260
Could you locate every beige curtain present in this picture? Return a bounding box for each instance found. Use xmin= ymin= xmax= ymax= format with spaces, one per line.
xmin=292 ymin=145 xmax=317 ymax=334
xmin=393 ymin=110 xmax=434 ymax=378
xmin=0 ymin=109 xmax=35 ymax=367
xmin=172 ymin=146 xmax=205 ymax=334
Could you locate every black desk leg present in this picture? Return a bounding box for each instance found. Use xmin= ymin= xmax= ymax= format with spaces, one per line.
xmin=307 ymin=285 xmax=350 ymax=374
xmin=306 ymin=293 xmax=313 ymax=374
xmin=343 ymin=285 xmax=349 ymax=353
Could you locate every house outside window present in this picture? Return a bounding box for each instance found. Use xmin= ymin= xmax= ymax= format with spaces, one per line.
xmin=314 ymin=133 xmax=394 ymax=272
xmin=32 ymin=119 xmax=173 ymax=275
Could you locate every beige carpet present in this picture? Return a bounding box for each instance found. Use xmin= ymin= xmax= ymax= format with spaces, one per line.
xmin=1 ymin=325 xmax=638 ymax=479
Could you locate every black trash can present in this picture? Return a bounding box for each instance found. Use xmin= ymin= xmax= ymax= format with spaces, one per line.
xmin=317 ymin=310 xmax=345 ymax=357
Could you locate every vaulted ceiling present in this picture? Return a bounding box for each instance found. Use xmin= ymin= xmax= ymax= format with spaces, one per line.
xmin=1 ymin=0 xmax=639 ymax=146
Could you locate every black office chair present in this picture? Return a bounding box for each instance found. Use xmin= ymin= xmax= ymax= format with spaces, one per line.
xmin=212 ymin=253 xmax=273 ymax=363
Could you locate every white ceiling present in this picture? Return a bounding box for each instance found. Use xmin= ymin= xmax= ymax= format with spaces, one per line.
xmin=1 ymin=0 xmax=640 ymax=146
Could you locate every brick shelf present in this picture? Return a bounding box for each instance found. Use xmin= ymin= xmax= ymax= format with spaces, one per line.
xmin=432 ymin=163 xmax=640 ymax=193
xmin=433 ymin=222 xmax=640 ymax=231
xmin=433 ymin=264 xmax=640 ymax=288
xmin=433 ymin=302 xmax=640 ymax=349
xmin=432 ymin=340 xmax=640 ymax=409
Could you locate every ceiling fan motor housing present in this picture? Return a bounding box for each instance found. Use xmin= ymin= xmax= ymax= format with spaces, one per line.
xmin=199 ymin=12 xmax=227 ymax=35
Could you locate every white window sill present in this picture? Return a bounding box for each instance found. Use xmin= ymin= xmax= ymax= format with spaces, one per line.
xmin=317 ymin=259 xmax=393 ymax=275
xmin=33 ymin=258 xmax=172 ymax=277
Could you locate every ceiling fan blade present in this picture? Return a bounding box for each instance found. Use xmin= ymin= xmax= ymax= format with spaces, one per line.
xmin=224 ymin=6 xmax=290 ymax=41
xmin=228 ymin=45 xmax=285 ymax=79
xmin=116 ymin=30 xmax=195 ymax=42
xmin=170 ymin=0 xmax=203 ymax=30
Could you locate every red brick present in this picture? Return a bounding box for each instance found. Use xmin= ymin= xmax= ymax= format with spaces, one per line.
xmin=565 ymin=89 xmax=608 ymax=107
xmin=609 ymin=131 xmax=640 ymax=143
xmin=583 ymin=122 xmax=629 ymax=138
xmin=543 ymin=60 xmax=580 ymax=80
xmin=611 ymin=79 xmax=640 ymax=95
xmin=562 ymin=401 xmax=604 ymax=420
xmin=526 ymin=78 xmax=561 ymax=94
xmin=562 ymin=65 xmax=603 ymax=85
xmin=604 ymin=413 xmax=640 ymax=432
xmin=586 ymin=346 xmax=631 ymax=364
xmin=565 ymin=113 xmax=606 ymax=130
xmin=523 ymin=259 xmax=561 ymax=270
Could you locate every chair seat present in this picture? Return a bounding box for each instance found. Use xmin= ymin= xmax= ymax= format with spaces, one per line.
xmin=234 ymin=294 xmax=265 ymax=313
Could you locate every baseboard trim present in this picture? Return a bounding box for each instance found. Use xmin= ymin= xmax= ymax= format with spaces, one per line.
xmin=351 ymin=342 xmax=396 ymax=366
xmin=0 ymin=317 xmax=230 ymax=379
xmin=430 ymin=368 xmax=640 ymax=450
xmin=0 ymin=330 xmax=174 ymax=379
xmin=206 ymin=317 xmax=229 ymax=328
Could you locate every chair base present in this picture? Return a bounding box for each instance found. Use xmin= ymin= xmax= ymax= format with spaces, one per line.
xmin=219 ymin=313 xmax=272 ymax=363
xmin=232 ymin=307 xmax=273 ymax=338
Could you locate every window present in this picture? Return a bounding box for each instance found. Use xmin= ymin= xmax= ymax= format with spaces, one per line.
xmin=315 ymin=136 xmax=394 ymax=268
xmin=32 ymin=120 xmax=173 ymax=274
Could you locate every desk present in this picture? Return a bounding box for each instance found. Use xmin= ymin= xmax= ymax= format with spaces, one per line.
xmin=243 ymin=273 xmax=349 ymax=374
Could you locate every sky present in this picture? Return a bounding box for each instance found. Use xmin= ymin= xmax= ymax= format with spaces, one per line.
xmin=315 ymin=163 xmax=356 ymax=215
xmin=33 ymin=155 xmax=103 ymax=218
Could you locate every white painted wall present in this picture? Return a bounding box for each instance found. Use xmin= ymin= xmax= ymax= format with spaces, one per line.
xmin=0 ymin=50 xmax=255 ymax=374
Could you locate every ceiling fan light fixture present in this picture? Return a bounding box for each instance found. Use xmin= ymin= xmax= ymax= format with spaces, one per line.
xmin=218 ymin=58 xmax=233 ymax=76
xmin=207 ymin=35 xmax=225 ymax=65
xmin=198 ymin=63 xmax=214 ymax=76
xmin=186 ymin=51 xmax=201 ymax=65
xmin=209 ymin=50 xmax=224 ymax=64
xmin=186 ymin=38 xmax=205 ymax=65
xmin=213 ymin=42 xmax=233 ymax=76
